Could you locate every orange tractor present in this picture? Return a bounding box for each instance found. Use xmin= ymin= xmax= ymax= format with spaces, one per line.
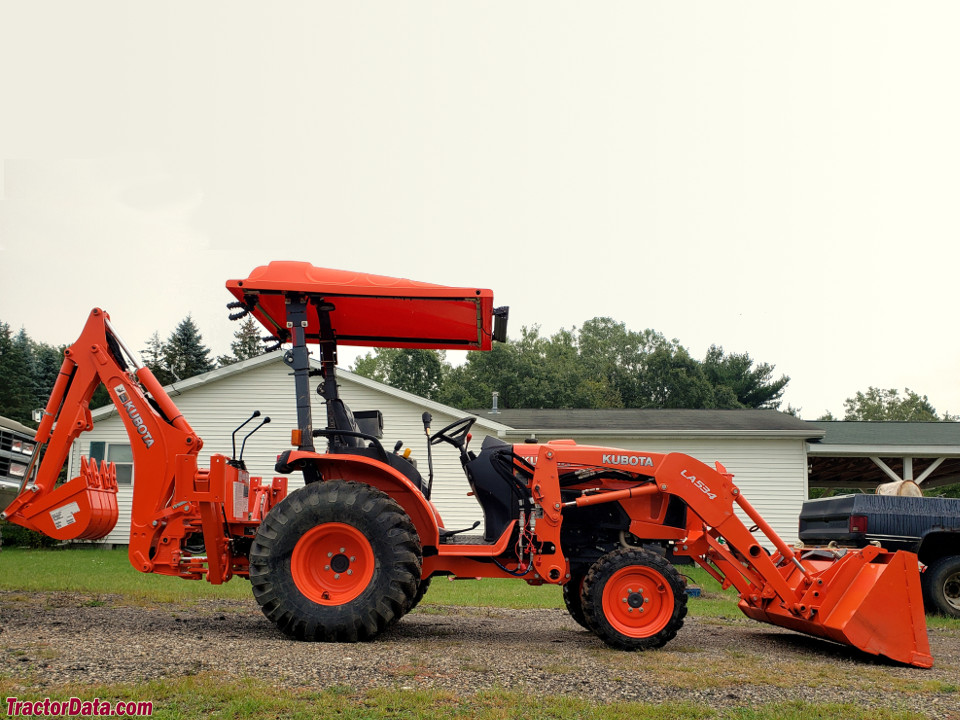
xmin=2 ymin=262 xmax=933 ymax=667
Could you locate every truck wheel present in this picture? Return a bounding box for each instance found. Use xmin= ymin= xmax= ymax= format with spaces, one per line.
xmin=249 ymin=480 xmax=422 ymax=642
xmin=581 ymin=547 xmax=687 ymax=650
xmin=563 ymin=573 xmax=589 ymax=629
xmin=924 ymin=556 xmax=960 ymax=618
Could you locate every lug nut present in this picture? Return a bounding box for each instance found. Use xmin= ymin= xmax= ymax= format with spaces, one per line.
xmin=334 ymin=573 xmax=340 ymax=580
xmin=324 ymin=565 xmax=330 ymax=571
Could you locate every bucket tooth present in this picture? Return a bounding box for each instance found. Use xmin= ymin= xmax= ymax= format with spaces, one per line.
xmin=6 ymin=455 xmax=119 ymax=541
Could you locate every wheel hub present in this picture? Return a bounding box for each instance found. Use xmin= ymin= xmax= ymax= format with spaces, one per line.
xmin=291 ymin=523 xmax=375 ymax=605
xmin=945 ymin=573 xmax=960 ymax=609
xmin=603 ymin=566 xmax=675 ymax=637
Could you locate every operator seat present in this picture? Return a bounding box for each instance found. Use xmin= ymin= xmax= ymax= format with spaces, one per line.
xmin=326 ymin=399 xmax=426 ymax=493
xmin=327 ymin=399 xmax=364 ymax=449
xmin=464 ymin=436 xmax=528 ymax=542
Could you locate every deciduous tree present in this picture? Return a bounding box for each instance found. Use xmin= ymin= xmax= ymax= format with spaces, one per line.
xmin=353 ymin=348 xmax=446 ymax=400
xmin=843 ymin=387 xmax=942 ymax=422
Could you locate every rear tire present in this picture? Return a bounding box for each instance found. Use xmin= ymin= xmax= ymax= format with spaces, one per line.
xmin=581 ymin=547 xmax=687 ymax=650
xmin=249 ymin=480 xmax=422 ymax=642
xmin=408 ymin=577 xmax=432 ymax=613
xmin=924 ymin=555 xmax=960 ymax=618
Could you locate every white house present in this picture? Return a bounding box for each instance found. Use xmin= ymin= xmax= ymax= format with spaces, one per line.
xmin=71 ymin=355 xmax=823 ymax=546
xmin=73 ymin=354 xmax=512 ymax=545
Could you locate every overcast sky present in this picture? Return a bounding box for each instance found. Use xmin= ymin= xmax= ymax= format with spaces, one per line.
xmin=2 ymin=2 xmax=958 ymax=420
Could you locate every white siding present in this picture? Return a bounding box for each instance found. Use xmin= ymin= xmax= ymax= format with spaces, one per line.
xmin=77 ymin=359 xmax=493 ymax=544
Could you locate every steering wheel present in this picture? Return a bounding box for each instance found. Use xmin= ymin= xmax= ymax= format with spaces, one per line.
xmin=429 ymin=416 xmax=477 ymax=450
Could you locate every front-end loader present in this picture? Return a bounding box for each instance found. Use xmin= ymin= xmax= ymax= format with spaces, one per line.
xmin=1 ymin=261 xmax=933 ymax=667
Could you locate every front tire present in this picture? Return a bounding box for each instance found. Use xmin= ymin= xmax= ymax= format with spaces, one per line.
xmin=249 ymin=480 xmax=422 ymax=642
xmin=581 ymin=547 xmax=687 ymax=650
xmin=924 ymin=555 xmax=960 ymax=618
xmin=563 ymin=573 xmax=589 ymax=629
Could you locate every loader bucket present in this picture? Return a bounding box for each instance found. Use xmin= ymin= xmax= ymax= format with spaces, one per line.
xmin=738 ymin=546 xmax=933 ymax=668
xmin=3 ymin=457 xmax=119 ymax=541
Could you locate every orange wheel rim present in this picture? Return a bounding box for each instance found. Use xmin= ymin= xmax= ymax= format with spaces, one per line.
xmin=601 ymin=566 xmax=674 ymax=638
xmin=291 ymin=523 xmax=375 ymax=605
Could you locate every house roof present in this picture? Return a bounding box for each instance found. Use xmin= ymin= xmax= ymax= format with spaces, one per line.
xmin=465 ymin=408 xmax=822 ymax=439
xmin=807 ymin=421 xmax=960 ymax=456
xmin=91 ymin=353 xmax=513 ymax=434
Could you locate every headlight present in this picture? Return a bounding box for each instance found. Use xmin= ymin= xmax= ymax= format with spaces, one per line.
xmin=20 ymin=442 xmax=35 ymax=455
xmin=10 ymin=463 xmax=27 ymax=478
xmin=11 ymin=441 xmax=22 ymax=453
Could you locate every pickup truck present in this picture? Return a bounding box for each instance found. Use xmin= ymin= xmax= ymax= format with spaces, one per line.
xmin=0 ymin=415 xmax=37 ymax=512
xmin=799 ymin=494 xmax=960 ymax=617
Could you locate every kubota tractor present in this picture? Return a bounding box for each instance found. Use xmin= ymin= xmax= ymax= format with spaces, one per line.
xmin=1 ymin=262 xmax=933 ymax=667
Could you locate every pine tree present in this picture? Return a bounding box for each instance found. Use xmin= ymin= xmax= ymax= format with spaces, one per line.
xmin=0 ymin=324 xmax=38 ymax=423
xmin=32 ymin=342 xmax=65 ymax=407
xmin=142 ymin=332 xmax=175 ymax=386
xmin=163 ymin=315 xmax=214 ymax=381
xmin=218 ymin=316 xmax=266 ymax=366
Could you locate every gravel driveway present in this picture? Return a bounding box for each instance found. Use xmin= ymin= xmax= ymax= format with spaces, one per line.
xmin=1 ymin=591 xmax=958 ymax=719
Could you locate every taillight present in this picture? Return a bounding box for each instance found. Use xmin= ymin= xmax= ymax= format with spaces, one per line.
xmin=849 ymin=515 xmax=869 ymax=533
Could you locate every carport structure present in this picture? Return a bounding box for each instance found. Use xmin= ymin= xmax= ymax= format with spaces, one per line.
xmin=808 ymin=421 xmax=960 ymax=493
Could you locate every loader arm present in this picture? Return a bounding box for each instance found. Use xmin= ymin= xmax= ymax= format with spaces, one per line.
xmin=531 ymin=443 xmax=932 ymax=668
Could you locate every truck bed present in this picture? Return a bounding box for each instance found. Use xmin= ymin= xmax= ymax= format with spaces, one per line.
xmin=799 ymin=494 xmax=960 ymax=554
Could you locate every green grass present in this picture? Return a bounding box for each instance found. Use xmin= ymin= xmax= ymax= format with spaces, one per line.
xmin=0 ymin=548 xmax=736 ymax=615
xmin=422 ymin=575 xmax=565 ymax=609
xmin=3 ymin=548 xmax=956 ymax=633
xmin=0 ymin=675 xmax=927 ymax=720
xmin=0 ymin=546 xmax=253 ymax=602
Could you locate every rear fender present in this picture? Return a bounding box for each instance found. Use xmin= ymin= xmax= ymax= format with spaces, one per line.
xmin=281 ymin=451 xmax=441 ymax=548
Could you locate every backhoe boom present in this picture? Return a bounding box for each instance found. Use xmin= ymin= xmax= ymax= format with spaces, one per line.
xmin=1 ymin=308 xmax=286 ymax=583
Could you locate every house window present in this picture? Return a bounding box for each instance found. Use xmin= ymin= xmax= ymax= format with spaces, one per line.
xmin=89 ymin=442 xmax=133 ymax=485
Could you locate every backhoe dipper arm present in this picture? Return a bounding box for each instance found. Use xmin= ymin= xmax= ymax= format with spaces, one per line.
xmin=2 ymin=309 xmax=202 ymax=560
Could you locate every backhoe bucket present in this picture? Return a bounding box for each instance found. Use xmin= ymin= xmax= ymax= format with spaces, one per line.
xmin=3 ymin=457 xmax=119 ymax=541
xmin=738 ymin=546 xmax=933 ymax=668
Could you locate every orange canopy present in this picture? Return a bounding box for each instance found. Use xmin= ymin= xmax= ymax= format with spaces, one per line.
xmin=226 ymin=261 xmax=498 ymax=350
